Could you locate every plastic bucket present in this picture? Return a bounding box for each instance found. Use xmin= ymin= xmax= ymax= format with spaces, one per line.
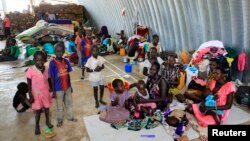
xmin=107 ymin=81 xmax=130 ymax=93
xmin=124 ymin=63 xmax=132 ymax=73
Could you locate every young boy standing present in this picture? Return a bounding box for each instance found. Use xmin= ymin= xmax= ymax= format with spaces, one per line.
xmin=85 ymin=45 xmax=106 ymax=108
xmin=49 ymin=42 xmax=77 ymax=127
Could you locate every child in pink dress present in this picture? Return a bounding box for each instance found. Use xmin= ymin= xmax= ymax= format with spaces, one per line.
xmin=26 ymin=51 xmax=53 ymax=135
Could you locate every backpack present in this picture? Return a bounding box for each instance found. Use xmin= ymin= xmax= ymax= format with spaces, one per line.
xmin=236 ymin=86 xmax=250 ymax=106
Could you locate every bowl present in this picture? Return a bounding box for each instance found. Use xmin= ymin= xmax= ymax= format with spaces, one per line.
xmin=124 ymin=74 xmax=130 ymax=79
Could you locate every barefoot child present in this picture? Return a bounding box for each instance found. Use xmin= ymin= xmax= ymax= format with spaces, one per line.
xmin=85 ymin=45 xmax=106 ymax=108
xmin=99 ymin=79 xmax=130 ymax=123
xmin=26 ymin=51 xmax=53 ymax=135
xmin=13 ymin=82 xmax=31 ymax=113
xmin=49 ymin=43 xmax=77 ymax=127
xmin=133 ymin=80 xmax=156 ymax=116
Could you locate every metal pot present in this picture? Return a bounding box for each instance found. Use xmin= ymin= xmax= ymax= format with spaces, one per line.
xmin=138 ymin=58 xmax=144 ymax=62
xmin=122 ymin=57 xmax=128 ymax=63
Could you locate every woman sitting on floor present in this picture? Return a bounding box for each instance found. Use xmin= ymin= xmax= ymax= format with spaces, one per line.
xmin=184 ymin=58 xmax=220 ymax=103
xmin=186 ymin=67 xmax=236 ymax=126
xmin=0 ymin=38 xmax=20 ymax=62
xmin=144 ymin=62 xmax=170 ymax=111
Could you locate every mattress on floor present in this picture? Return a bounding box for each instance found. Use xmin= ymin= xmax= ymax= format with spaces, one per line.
xmin=83 ymin=115 xmax=199 ymax=141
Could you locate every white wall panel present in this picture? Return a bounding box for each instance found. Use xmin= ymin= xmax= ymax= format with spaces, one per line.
xmin=80 ymin=0 xmax=250 ymax=81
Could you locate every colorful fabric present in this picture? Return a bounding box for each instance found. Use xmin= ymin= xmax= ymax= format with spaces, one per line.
xmin=169 ymin=88 xmax=181 ymax=96
xmin=49 ymin=58 xmax=72 ymax=91
xmin=225 ymin=47 xmax=237 ymax=59
xmin=67 ymin=40 xmax=76 ymax=54
xmin=26 ymin=66 xmax=52 ymax=110
xmin=161 ymin=66 xmax=180 ymax=86
xmin=137 ymin=103 xmax=157 ymax=110
xmin=226 ymin=57 xmax=234 ymax=67
xmin=26 ymin=45 xmax=39 ymax=57
xmin=237 ymin=52 xmax=248 ymax=72
xmin=180 ymin=51 xmax=190 ymax=64
xmin=84 ymin=37 xmax=92 ymax=57
xmin=4 ymin=17 xmax=11 ymax=27
xmin=205 ymin=95 xmax=224 ymax=115
xmin=75 ymin=35 xmax=82 ymax=51
xmin=147 ymin=75 xmax=161 ymax=99
xmin=177 ymin=71 xmax=185 ymax=90
xmin=192 ymin=80 xmax=236 ymax=127
xmin=43 ymin=43 xmax=54 ymax=54
xmin=10 ymin=46 xmax=20 ymax=59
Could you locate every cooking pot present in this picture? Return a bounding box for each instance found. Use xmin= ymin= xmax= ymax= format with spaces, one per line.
xmin=122 ymin=57 xmax=128 ymax=63
xmin=138 ymin=58 xmax=144 ymax=62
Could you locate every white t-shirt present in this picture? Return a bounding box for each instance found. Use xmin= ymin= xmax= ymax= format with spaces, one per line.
xmin=143 ymin=57 xmax=164 ymax=78
xmin=85 ymin=56 xmax=105 ymax=82
xmin=148 ymin=43 xmax=161 ymax=53
xmin=143 ymin=57 xmax=164 ymax=68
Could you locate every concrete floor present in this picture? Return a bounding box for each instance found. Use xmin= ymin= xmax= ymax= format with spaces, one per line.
xmin=0 ymin=41 xmax=249 ymax=141
xmin=0 ymin=41 xmax=142 ymax=141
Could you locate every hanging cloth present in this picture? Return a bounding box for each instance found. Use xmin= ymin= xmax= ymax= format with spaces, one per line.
xmin=237 ymin=52 xmax=248 ymax=72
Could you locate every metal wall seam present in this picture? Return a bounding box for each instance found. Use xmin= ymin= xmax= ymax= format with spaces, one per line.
xmin=136 ymin=0 xmax=146 ymax=31
xmin=207 ymin=0 xmax=221 ymax=40
xmin=242 ymin=0 xmax=250 ymax=51
xmin=242 ymin=0 xmax=250 ymax=82
xmin=198 ymin=0 xmax=211 ymax=42
xmin=154 ymin=0 xmax=168 ymax=51
xmin=218 ymin=0 xmax=232 ymax=47
xmin=174 ymin=0 xmax=188 ymax=51
xmin=180 ymin=0 xmax=192 ymax=51
xmin=162 ymin=0 xmax=175 ymax=51
xmin=81 ymin=0 xmax=249 ymax=53
xmin=229 ymin=0 xmax=244 ymax=53
xmin=167 ymin=0 xmax=181 ymax=51
xmin=154 ymin=0 xmax=166 ymax=48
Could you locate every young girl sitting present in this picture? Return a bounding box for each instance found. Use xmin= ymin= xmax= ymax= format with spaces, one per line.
xmin=133 ymin=80 xmax=156 ymax=116
xmin=26 ymin=51 xmax=53 ymax=135
xmin=99 ymin=79 xmax=130 ymax=123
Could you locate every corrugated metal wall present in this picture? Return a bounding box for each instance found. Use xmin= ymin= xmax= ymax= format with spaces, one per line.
xmin=80 ymin=0 xmax=250 ymax=82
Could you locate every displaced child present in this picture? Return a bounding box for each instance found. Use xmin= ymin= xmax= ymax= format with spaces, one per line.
xmin=143 ymin=47 xmax=164 ymax=77
xmin=99 ymin=79 xmax=130 ymax=123
xmin=161 ymin=55 xmax=186 ymax=102
xmin=133 ymin=80 xmax=156 ymax=116
xmin=85 ymin=45 xmax=106 ymax=108
xmin=148 ymin=34 xmax=161 ymax=54
xmin=75 ymin=31 xmax=83 ymax=67
xmin=13 ymin=82 xmax=31 ymax=113
xmin=0 ymin=38 xmax=20 ymax=62
xmin=81 ymin=33 xmax=92 ymax=79
xmin=49 ymin=43 xmax=77 ymax=127
xmin=26 ymin=51 xmax=53 ymax=135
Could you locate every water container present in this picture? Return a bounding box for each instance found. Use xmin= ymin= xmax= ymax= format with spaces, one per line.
xmin=124 ymin=63 xmax=132 ymax=73
xmin=120 ymin=47 xmax=126 ymax=56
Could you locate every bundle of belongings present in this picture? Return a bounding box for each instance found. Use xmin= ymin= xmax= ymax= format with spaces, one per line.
xmin=16 ymin=20 xmax=74 ymax=42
